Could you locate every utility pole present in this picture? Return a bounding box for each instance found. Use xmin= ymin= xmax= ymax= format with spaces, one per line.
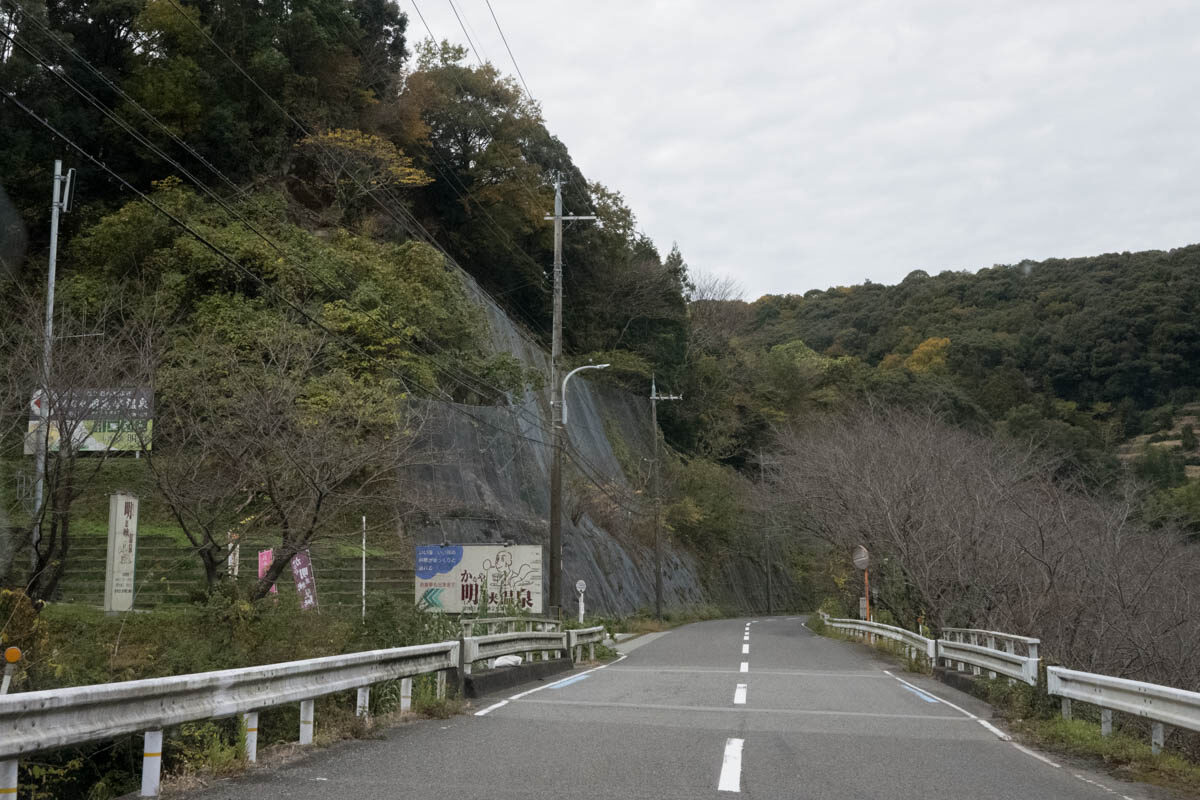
xmin=650 ymin=375 xmax=681 ymax=620
xmin=31 ymin=160 xmax=74 ymax=571
xmin=759 ymin=450 xmax=773 ymax=615
xmin=545 ymin=172 xmax=594 ymax=618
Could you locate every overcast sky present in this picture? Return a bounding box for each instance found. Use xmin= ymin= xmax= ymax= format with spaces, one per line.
xmin=409 ymin=1 xmax=1200 ymax=300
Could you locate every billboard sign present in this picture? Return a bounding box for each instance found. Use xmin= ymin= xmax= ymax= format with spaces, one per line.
xmin=24 ymin=388 xmax=153 ymax=453
xmin=104 ymin=493 xmax=138 ymax=612
xmin=415 ymin=544 xmax=542 ymax=614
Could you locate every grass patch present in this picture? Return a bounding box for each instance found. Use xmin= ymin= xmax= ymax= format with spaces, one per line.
xmin=1014 ymin=717 xmax=1200 ymax=793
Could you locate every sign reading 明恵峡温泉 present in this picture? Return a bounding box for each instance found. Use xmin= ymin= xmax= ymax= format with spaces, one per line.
xmin=415 ymin=545 xmax=542 ymax=614
xmin=24 ymin=387 xmax=153 ymax=454
xmin=104 ymin=492 xmax=138 ymax=612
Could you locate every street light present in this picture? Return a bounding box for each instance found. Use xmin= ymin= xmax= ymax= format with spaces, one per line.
xmin=550 ymin=362 xmax=609 ymax=616
xmin=560 ymin=363 xmax=609 ymax=426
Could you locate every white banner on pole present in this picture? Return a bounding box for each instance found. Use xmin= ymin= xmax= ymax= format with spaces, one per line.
xmin=104 ymin=493 xmax=138 ymax=612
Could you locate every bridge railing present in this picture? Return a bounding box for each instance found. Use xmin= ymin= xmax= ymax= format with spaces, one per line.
xmin=937 ymin=628 xmax=1040 ymax=686
xmin=567 ymin=626 xmax=606 ymax=662
xmin=461 ymin=630 xmax=568 ymax=673
xmin=1047 ymin=666 xmax=1200 ymax=754
xmin=460 ymin=616 xmax=561 ymax=635
xmin=0 ymin=640 xmax=460 ymax=797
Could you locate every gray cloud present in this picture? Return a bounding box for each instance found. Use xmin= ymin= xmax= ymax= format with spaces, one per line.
xmin=410 ymin=1 xmax=1200 ymax=298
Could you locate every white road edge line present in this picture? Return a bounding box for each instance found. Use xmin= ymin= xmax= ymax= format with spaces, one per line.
xmin=505 ymin=653 xmax=628 ymax=702
xmin=734 ymin=683 xmax=747 ymax=705
xmin=718 ymin=737 xmax=744 ymax=792
xmin=474 ymin=700 xmax=508 ymax=716
xmin=977 ymin=720 xmax=1011 ymax=741
xmin=882 ymin=670 xmax=978 ymax=719
xmin=742 ymin=644 xmax=749 ymax=654
xmin=740 ymin=662 xmax=749 ymax=673
xmin=1012 ymin=743 xmax=1060 ymax=768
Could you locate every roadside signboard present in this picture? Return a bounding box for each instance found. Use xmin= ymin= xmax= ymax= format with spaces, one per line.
xmin=290 ymin=550 xmax=318 ymax=611
xmin=104 ymin=493 xmax=138 ymax=612
xmin=415 ymin=544 xmax=542 ymax=614
xmin=24 ymin=388 xmax=153 ymax=453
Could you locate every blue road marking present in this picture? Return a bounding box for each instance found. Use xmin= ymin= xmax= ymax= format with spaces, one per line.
xmin=548 ymin=674 xmax=591 ymax=689
xmin=900 ymin=683 xmax=939 ymax=703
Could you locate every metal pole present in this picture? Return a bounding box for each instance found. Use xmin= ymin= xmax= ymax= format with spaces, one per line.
xmin=32 ymin=159 xmax=64 ymax=571
xmin=361 ymin=515 xmax=366 ymax=622
xmin=864 ymin=569 xmax=871 ymax=622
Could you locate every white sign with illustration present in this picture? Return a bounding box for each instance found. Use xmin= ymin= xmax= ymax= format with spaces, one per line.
xmin=415 ymin=544 xmax=542 ymax=614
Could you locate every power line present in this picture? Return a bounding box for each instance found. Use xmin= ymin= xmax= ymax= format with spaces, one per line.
xmin=484 ymin=0 xmax=534 ymax=103
xmin=1 ymin=14 xmax=646 ymax=511
xmin=1 ymin=83 xmax=642 ymax=513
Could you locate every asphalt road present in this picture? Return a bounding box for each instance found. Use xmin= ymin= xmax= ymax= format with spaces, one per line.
xmin=182 ymin=617 xmax=1169 ymax=799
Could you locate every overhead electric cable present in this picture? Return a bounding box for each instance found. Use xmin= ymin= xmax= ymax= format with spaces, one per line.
xmin=484 ymin=0 xmax=534 ymax=103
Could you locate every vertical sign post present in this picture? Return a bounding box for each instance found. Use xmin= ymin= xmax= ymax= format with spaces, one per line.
xmin=852 ymin=544 xmax=870 ymax=622
xmin=104 ymin=493 xmax=138 ymax=613
xmin=576 ymin=579 xmax=586 ymax=624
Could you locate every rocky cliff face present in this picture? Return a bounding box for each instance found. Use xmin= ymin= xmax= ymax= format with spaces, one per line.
xmin=402 ymin=273 xmax=801 ymax=615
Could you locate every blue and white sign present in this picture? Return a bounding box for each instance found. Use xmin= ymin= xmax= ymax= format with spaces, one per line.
xmin=415 ymin=544 xmax=542 ymax=614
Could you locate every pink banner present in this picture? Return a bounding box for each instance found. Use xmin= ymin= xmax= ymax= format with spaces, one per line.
xmin=290 ymin=550 xmax=318 ymax=611
xmin=257 ymin=549 xmax=277 ymax=594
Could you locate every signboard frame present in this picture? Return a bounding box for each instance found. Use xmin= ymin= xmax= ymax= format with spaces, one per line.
xmin=415 ymin=544 xmax=542 ymax=614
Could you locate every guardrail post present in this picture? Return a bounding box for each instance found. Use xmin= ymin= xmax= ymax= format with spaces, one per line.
xmin=1060 ymin=698 xmax=1071 ymax=721
xmin=356 ymin=687 xmax=370 ymax=719
xmin=985 ymin=636 xmax=997 ymax=679
xmin=0 ymin=759 xmax=17 ymax=798
xmin=436 ymin=669 xmax=447 ymax=700
xmin=1151 ymin=723 xmax=1165 ymax=755
xmin=242 ymin=711 xmax=259 ymax=762
xmin=1004 ymin=640 xmax=1016 ymax=685
xmin=401 ymin=677 xmax=412 ymax=712
xmin=140 ymin=728 xmax=163 ymax=797
xmin=1101 ymin=709 xmax=1112 ymax=737
xmin=589 ymin=642 xmax=595 ymax=661
xmin=540 ymin=623 xmax=549 ymax=662
xmin=299 ymin=700 xmax=315 ymax=744
xmin=525 ymin=621 xmax=533 ymax=663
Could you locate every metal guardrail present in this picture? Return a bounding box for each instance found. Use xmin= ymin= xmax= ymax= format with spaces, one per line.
xmin=1047 ymin=666 xmax=1200 ymax=754
xmin=460 ymin=616 xmax=561 ymax=635
xmin=821 ymin=614 xmax=936 ymax=661
xmin=0 ymin=640 xmax=460 ymax=796
xmin=462 ymin=630 xmax=567 ymax=673
xmin=936 ymin=628 xmax=1039 ymax=686
xmin=567 ymin=626 xmax=606 ymax=662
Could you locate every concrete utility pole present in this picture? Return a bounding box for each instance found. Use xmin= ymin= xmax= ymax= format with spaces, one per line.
xmin=545 ymin=172 xmax=594 ymax=617
xmin=650 ymin=375 xmax=681 ymax=620
xmin=759 ymin=450 xmax=773 ymax=615
xmin=31 ymin=160 xmax=74 ymax=570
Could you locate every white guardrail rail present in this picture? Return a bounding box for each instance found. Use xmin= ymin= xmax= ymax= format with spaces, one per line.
xmin=0 ymin=623 xmax=603 ymax=798
xmin=461 ymin=616 xmax=562 ymax=635
xmin=1047 ymin=666 xmax=1200 ymax=754
xmin=819 ymin=613 xmax=936 ymax=662
xmin=937 ymin=628 xmax=1040 ymax=686
xmin=0 ymin=640 xmax=459 ymax=797
xmin=819 ymin=614 xmax=1038 ymax=685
